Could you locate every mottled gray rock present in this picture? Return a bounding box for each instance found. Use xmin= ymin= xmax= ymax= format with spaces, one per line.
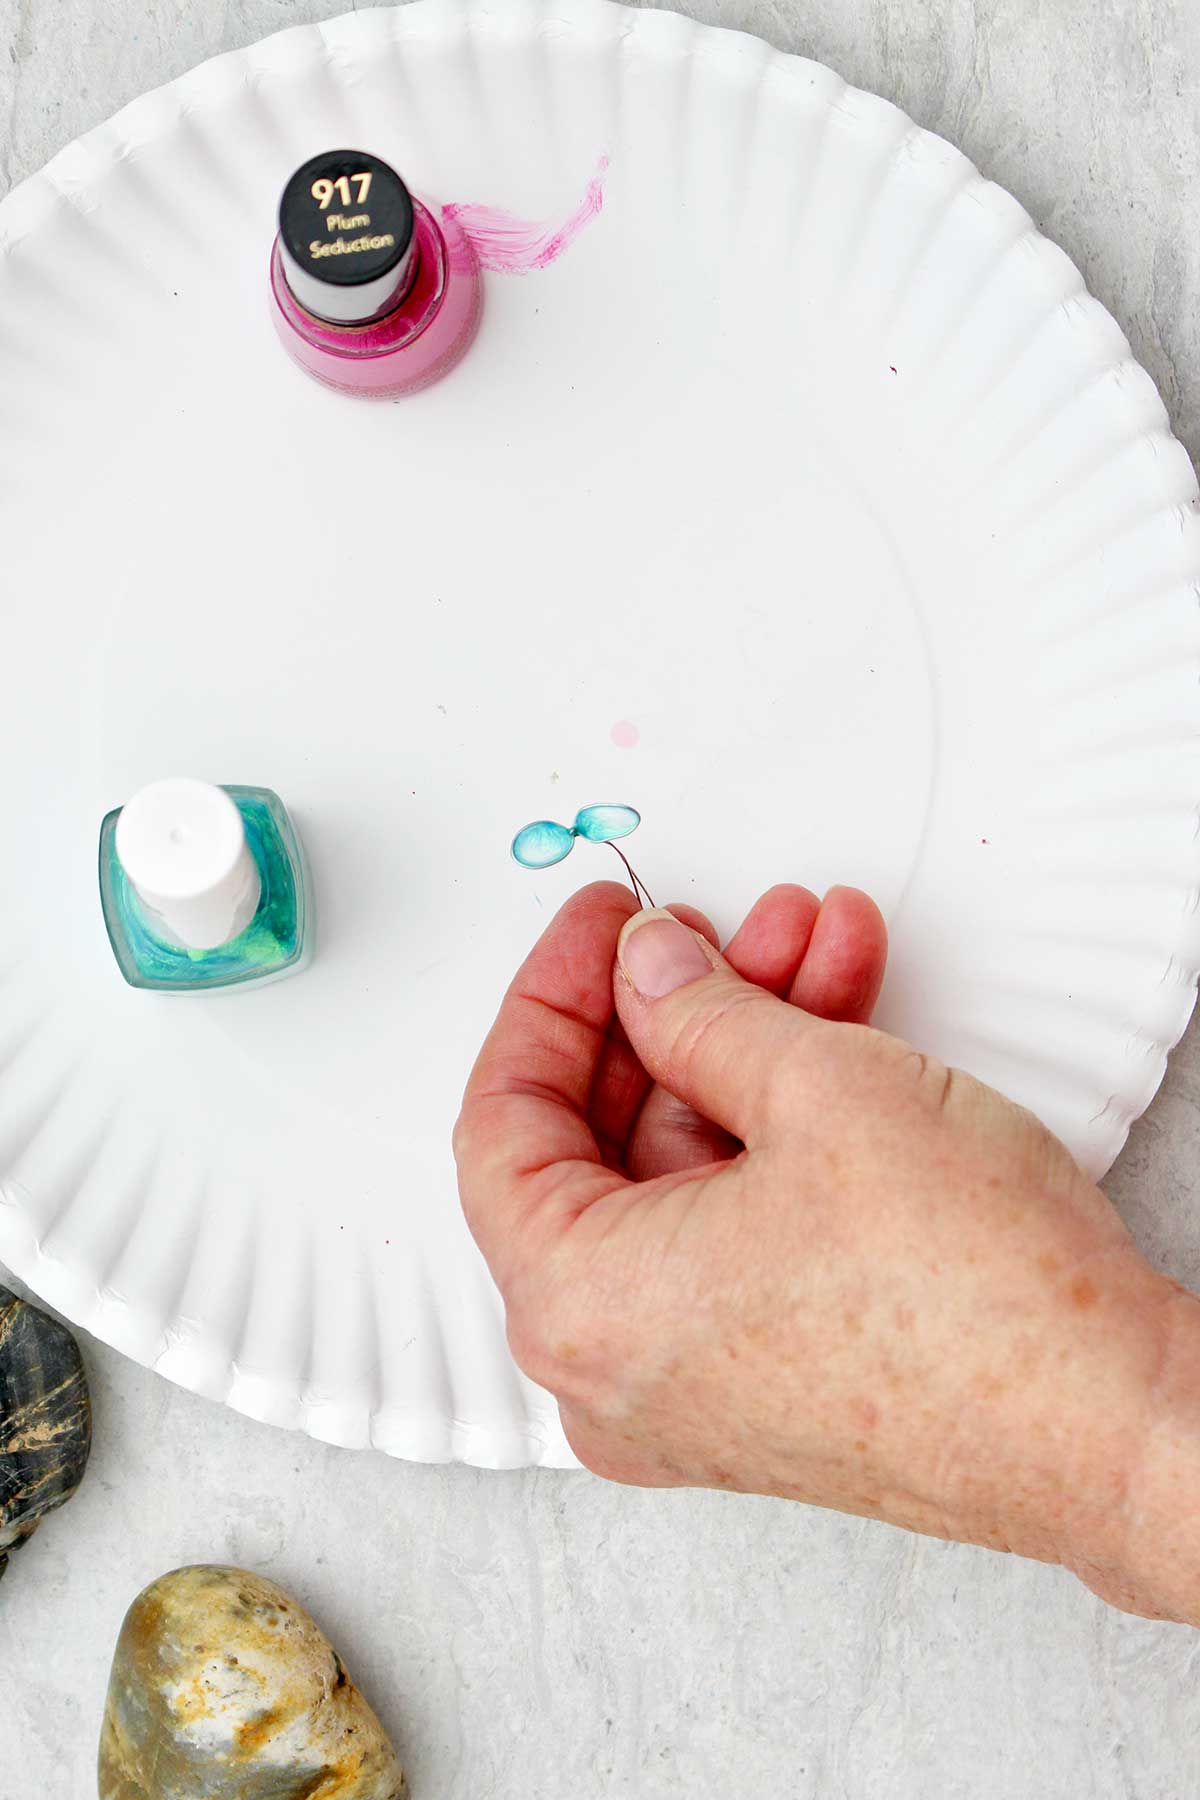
xmin=98 ymin=1565 xmax=407 ymax=1800
xmin=0 ymin=1286 xmax=91 ymax=1580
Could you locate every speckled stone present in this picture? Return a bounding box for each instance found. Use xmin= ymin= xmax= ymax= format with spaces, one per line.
xmin=0 ymin=1285 xmax=91 ymax=1580
xmin=98 ymin=1565 xmax=407 ymax=1799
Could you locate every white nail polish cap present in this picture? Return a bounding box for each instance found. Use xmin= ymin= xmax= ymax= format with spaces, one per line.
xmin=115 ymin=779 xmax=262 ymax=952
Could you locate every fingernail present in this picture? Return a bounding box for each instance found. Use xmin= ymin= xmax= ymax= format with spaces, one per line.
xmin=618 ymin=908 xmax=714 ymax=998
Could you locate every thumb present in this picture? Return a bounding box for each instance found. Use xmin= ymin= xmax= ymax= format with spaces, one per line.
xmin=613 ymin=908 xmax=824 ymax=1144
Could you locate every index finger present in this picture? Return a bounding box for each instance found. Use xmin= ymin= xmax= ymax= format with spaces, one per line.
xmin=454 ymin=881 xmax=637 ymax=1283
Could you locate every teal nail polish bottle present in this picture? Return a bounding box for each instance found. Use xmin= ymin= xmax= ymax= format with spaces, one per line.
xmin=98 ymin=779 xmax=310 ymax=992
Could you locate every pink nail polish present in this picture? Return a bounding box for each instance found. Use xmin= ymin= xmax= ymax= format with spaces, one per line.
xmin=270 ymin=149 xmax=482 ymax=399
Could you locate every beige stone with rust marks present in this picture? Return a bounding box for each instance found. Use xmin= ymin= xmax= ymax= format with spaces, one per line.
xmin=98 ymin=1564 xmax=407 ymax=1800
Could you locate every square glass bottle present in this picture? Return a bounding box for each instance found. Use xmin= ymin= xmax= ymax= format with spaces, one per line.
xmin=98 ymin=780 xmax=310 ymax=993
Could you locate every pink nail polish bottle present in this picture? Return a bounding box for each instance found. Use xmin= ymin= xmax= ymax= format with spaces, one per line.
xmin=270 ymin=149 xmax=482 ymax=399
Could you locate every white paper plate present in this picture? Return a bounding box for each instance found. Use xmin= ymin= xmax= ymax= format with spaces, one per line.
xmin=1 ymin=0 xmax=1197 ymax=1467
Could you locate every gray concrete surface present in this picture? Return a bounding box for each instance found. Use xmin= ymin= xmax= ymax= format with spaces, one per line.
xmin=3 ymin=2 xmax=1200 ymax=1795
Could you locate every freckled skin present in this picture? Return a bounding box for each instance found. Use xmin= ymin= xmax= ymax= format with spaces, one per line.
xmin=457 ymin=882 xmax=1200 ymax=1627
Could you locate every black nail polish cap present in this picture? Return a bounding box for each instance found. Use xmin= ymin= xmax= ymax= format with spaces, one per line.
xmin=278 ymin=149 xmax=417 ymax=324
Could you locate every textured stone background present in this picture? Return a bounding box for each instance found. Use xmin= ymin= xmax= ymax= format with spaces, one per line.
xmin=3 ymin=1 xmax=1200 ymax=1794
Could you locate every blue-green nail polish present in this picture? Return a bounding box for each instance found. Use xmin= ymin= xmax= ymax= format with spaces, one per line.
xmin=574 ymin=804 xmax=640 ymax=843
xmin=511 ymin=820 xmax=576 ymax=869
xmin=99 ymin=780 xmax=310 ymax=993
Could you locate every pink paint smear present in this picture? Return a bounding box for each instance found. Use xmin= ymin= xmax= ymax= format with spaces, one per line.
xmin=445 ymin=156 xmax=608 ymax=274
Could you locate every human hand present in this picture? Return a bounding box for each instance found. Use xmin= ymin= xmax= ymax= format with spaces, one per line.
xmin=455 ymin=882 xmax=1200 ymax=1624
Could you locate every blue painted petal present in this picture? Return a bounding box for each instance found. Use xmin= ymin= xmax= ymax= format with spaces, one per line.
xmin=574 ymin=803 xmax=641 ymax=843
xmin=512 ymin=820 xmax=575 ymax=869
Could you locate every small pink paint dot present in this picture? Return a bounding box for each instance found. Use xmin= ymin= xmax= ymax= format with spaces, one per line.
xmin=611 ymin=719 xmax=640 ymax=749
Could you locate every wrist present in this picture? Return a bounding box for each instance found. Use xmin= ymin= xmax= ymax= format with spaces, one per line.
xmin=1062 ymin=1269 xmax=1200 ymax=1624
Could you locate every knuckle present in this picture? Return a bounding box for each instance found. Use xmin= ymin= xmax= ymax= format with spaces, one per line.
xmin=867 ymin=1033 xmax=961 ymax=1116
xmin=504 ymin=1308 xmax=559 ymax=1392
xmin=905 ymin=1048 xmax=958 ymax=1115
xmin=450 ymin=1106 xmax=474 ymax=1169
xmin=505 ymin=1275 xmax=620 ymax=1405
xmin=450 ymin=1116 xmax=486 ymax=1232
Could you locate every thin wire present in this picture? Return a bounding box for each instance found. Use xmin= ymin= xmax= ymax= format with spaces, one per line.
xmin=606 ymin=841 xmax=657 ymax=910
